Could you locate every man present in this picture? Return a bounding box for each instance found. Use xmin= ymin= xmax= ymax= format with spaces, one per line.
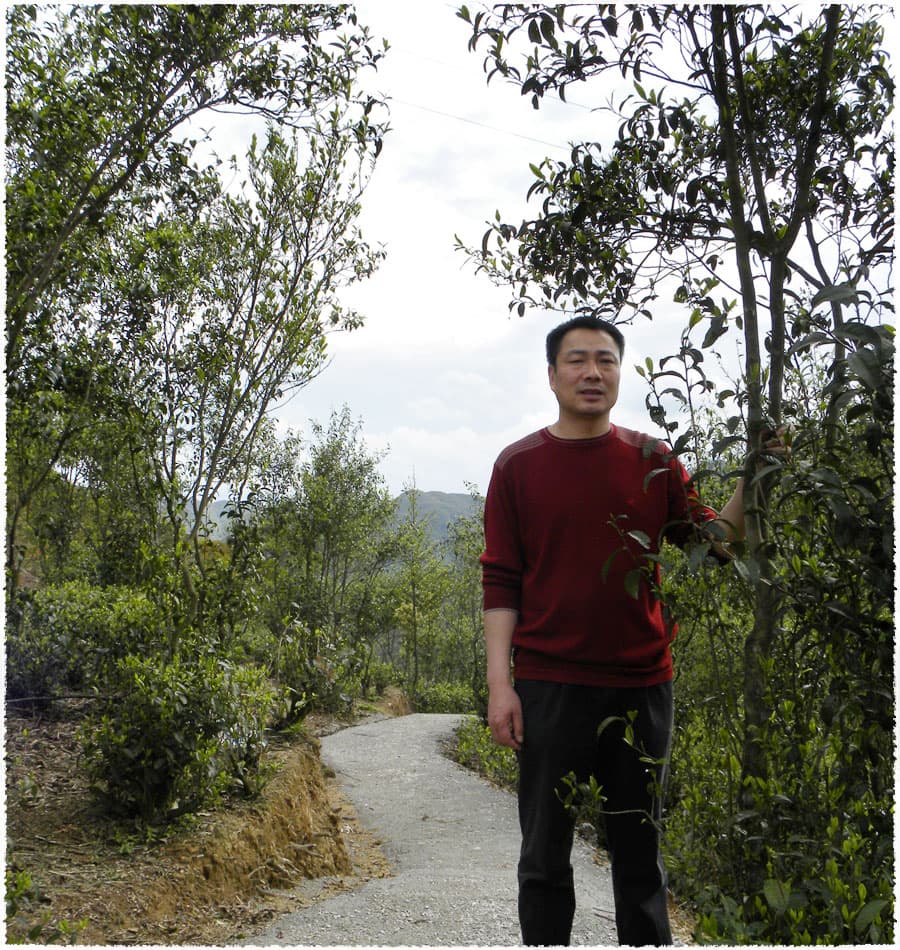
xmin=481 ymin=315 xmax=758 ymax=946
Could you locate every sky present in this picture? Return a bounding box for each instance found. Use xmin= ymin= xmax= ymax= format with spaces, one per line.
xmin=270 ymin=1 xmax=708 ymax=497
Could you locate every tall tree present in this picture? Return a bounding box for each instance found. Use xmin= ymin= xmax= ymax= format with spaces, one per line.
xmin=137 ymin=127 xmax=384 ymax=621
xmin=443 ymin=488 xmax=488 ymax=713
xmin=251 ymin=409 xmax=398 ymax=670
xmin=394 ymin=483 xmax=450 ymax=695
xmin=294 ymin=407 xmax=398 ymax=636
xmin=5 ymin=3 xmax=386 ymax=377
xmin=458 ymin=0 xmax=892 ymax=798
xmin=5 ymin=5 xmax=389 ymax=598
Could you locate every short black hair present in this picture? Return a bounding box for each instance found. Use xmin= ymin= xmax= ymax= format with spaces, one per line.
xmin=546 ymin=316 xmax=626 ymax=366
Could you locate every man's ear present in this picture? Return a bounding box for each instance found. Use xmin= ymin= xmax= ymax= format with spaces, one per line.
xmin=547 ymin=363 xmax=557 ymax=394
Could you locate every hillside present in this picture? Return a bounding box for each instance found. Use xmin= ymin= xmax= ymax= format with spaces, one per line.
xmin=393 ymin=490 xmax=481 ymax=544
xmin=201 ymin=491 xmax=481 ymax=545
xmin=4 ymin=700 xmax=403 ymax=945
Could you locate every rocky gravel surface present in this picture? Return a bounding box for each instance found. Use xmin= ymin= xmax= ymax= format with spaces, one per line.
xmin=243 ymin=713 xmax=618 ymax=946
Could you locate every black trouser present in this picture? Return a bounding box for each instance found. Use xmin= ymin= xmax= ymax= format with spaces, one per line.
xmin=515 ymin=679 xmax=674 ymax=947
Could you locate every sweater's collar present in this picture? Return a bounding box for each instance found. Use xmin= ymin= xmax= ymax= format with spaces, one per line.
xmin=542 ymin=424 xmax=616 ymax=446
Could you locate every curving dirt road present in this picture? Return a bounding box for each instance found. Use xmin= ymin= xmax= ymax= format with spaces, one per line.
xmin=243 ymin=713 xmax=618 ymax=946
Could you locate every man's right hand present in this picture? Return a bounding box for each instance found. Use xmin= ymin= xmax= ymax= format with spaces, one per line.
xmin=487 ymin=682 xmax=524 ymax=750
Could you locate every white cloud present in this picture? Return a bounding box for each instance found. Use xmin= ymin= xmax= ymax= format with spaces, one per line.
xmin=265 ymin=1 xmax=687 ymax=496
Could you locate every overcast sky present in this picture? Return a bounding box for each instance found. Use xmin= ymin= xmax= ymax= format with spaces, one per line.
xmin=272 ymin=1 xmax=712 ymax=497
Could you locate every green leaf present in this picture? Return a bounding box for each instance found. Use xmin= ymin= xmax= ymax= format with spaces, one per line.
xmin=786 ymin=331 xmax=830 ymax=356
xmin=687 ymin=541 xmax=711 ymax=572
xmin=596 ymin=714 xmax=623 ymax=739
xmin=540 ymin=14 xmax=556 ymax=45
xmin=750 ymin=462 xmax=784 ymax=485
xmin=810 ymin=467 xmax=843 ymax=488
xmin=810 ymin=282 xmax=859 ymax=308
xmin=601 ymin=549 xmax=620 ymax=583
xmin=763 ymin=878 xmax=791 ymax=914
xmin=685 ymin=177 xmax=701 ymax=205
xmin=733 ymin=557 xmax=761 ymax=585
xmin=848 ymin=348 xmax=882 ymax=390
xmin=701 ymin=315 xmax=727 ymax=349
xmin=854 ymin=898 xmax=889 ymax=934
xmin=712 ymin=435 xmax=743 ymax=456
xmin=626 ymin=529 xmax=651 ymax=549
xmin=642 ymin=466 xmax=669 ymax=492
xmin=835 ymin=322 xmax=884 ymax=347
xmin=623 ymin=568 xmax=642 ymax=599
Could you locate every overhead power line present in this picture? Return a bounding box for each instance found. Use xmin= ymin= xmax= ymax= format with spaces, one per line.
xmin=390 ymin=97 xmax=572 ymax=152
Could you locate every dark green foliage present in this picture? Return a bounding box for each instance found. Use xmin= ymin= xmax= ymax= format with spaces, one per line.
xmin=451 ymin=716 xmax=518 ymax=792
xmin=364 ymin=660 xmax=403 ymax=697
xmin=6 ymin=582 xmax=161 ymax=702
xmin=213 ymin=662 xmax=279 ymax=800
xmin=413 ymin=680 xmax=477 ymax=714
xmin=5 ymin=3 xmax=387 ymax=378
xmin=670 ymin=715 xmax=893 ymax=944
xmin=457 ymin=4 xmax=892 ymax=944
xmin=251 ymin=409 xmax=399 ymax=677
xmin=6 ymin=3 xmax=388 ymax=613
xmin=659 ymin=329 xmax=894 ymax=944
xmin=268 ymin=622 xmax=355 ymax=724
xmin=5 ymin=867 xmax=87 ymax=944
xmin=5 ymin=3 xmax=393 ymax=832
xmin=80 ymin=653 xmax=276 ymax=822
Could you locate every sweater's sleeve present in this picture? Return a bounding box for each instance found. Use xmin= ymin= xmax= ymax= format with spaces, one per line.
xmin=480 ymin=462 xmax=523 ymax=612
xmin=663 ymin=454 xmax=720 ymax=549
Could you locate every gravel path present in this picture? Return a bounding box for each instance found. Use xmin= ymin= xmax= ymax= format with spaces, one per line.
xmin=245 ymin=713 xmax=617 ymax=946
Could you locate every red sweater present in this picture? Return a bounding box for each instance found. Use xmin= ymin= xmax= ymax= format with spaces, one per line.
xmin=481 ymin=425 xmax=718 ymax=687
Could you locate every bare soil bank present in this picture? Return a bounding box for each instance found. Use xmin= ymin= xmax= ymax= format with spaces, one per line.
xmin=5 ymin=697 xmax=403 ymax=945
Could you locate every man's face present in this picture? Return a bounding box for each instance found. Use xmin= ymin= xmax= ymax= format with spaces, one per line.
xmin=548 ymin=328 xmax=621 ymax=423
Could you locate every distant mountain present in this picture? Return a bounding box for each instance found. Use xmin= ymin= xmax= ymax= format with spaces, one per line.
xmin=393 ymin=491 xmax=482 ymax=544
xmin=195 ymin=499 xmax=237 ymax=542
xmin=197 ymin=491 xmax=481 ymax=545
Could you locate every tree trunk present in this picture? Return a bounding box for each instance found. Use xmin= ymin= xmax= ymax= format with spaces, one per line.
xmin=710 ymin=7 xmax=778 ymax=807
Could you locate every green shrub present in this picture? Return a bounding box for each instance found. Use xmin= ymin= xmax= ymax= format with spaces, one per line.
xmin=6 ymin=582 xmax=160 ymax=701
xmin=451 ymin=715 xmax=518 ymax=792
xmin=268 ymin=622 xmax=353 ymax=722
xmin=413 ymin=680 xmax=477 ymax=714
xmin=665 ymin=711 xmax=894 ymax=945
xmin=80 ymin=652 xmax=275 ymax=822
xmin=216 ymin=662 xmax=278 ymax=798
xmin=367 ymin=659 xmax=400 ymax=695
xmin=5 ymin=866 xmax=86 ymax=944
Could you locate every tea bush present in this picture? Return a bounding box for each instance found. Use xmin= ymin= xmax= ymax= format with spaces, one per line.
xmin=6 ymin=582 xmax=160 ymax=702
xmin=452 ymin=715 xmax=518 ymax=792
xmin=214 ymin=662 xmax=279 ymax=798
xmin=5 ymin=866 xmax=86 ymax=944
xmin=367 ymin=659 xmax=401 ymax=696
xmin=81 ymin=652 xmax=275 ymax=822
xmin=268 ymin=621 xmax=354 ymax=723
xmin=414 ymin=680 xmax=477 ymax=713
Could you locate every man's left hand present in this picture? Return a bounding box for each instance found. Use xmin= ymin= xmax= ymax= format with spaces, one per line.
xmin=761 ymin=425 xmax=792 ymax=462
